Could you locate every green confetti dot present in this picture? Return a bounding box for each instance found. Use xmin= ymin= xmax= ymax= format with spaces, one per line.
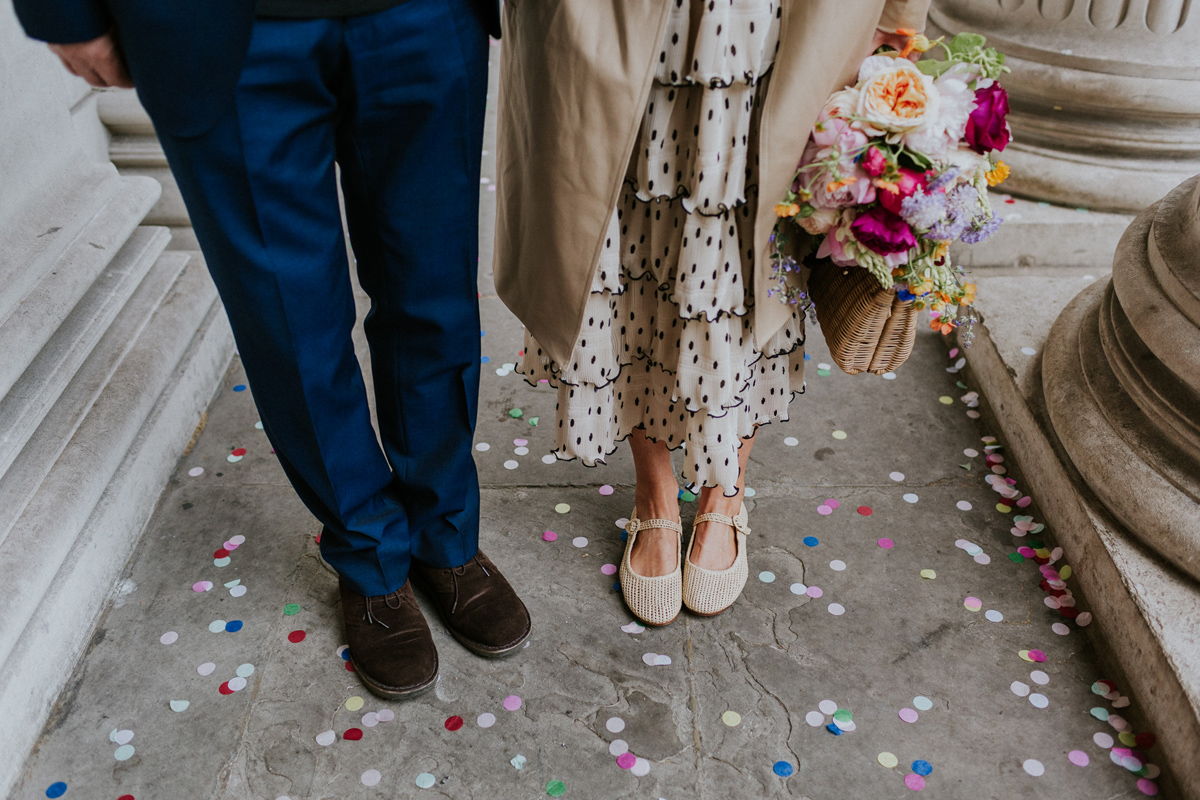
xmin=546 ymin=780 xmax=566 ymax=797
xmin=528 ymin=416 xmax=539 ymax=426
xmin=509 ymin=408 xmax=524 ymax=419
xmin=1007 ymin=552 xmax=1024 ymax=563
xmin=817 ymin=368 xmax=831 ymax=377
xmin=832 ymin=709 xmax=852 ymax=722
xmin=679 ymin=489 xmax=697 ymax=502
xmin=415 ymin=773 xmax=436 ymax=789
xmin=1090 ymin=707 xmax=1109 ymax=721
xmin=283 ymin=603 xmax=301 ymax=616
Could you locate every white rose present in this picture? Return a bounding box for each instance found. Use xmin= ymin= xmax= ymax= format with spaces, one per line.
xmin=797 ymin=207 xmax=839 ymax=235
xmin=822 ymin=88 xmax=860 ymax=120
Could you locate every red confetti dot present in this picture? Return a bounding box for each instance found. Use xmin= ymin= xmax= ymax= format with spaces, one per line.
xmin=344 ymin=660 xmax=356 ymax=672
xmin=1135 ymin=732 xmax=1157 ymax=749
xmin=287 ymin=630 xmax=306 ymax=643
xmin=445 ymin=715 xmax=464 ymax=731
xmin=218 ymin=681 xmax=233 ymax=695
xmin=118 ymin=795 xmax=135 ymax=800
xmin=231 ymin=448 xmax=247 ymax=457
xmin=857 ymin=506 xmax=873 ymax=516
xmin=1060 ymin=607 xmax=1079 ymax=619
xmin=343 ymin=728 xmax=363 ymax=741
xmin=214 ymin=548 xmax=230 ymax=559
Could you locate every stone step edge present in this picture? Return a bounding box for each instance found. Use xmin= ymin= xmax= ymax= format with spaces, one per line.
xmin=0 ymin=292 xmax=233 ymax=800
xmin=0 ymin=226 xmax=171 ymax=479
xmin=0 ymin=257 xmax=219 ymax=663
xmin=952 ymin=321 xmax=1200 ymax=800
xmin=0 ymin=175 xmax=162 ymax=399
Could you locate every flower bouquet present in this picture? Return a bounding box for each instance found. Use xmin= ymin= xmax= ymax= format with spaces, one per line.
xmin=770 ymin=31 xmax=1011 ymax=374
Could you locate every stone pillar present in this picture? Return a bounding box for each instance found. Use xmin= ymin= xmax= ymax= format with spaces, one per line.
xmin=927 ymin=0 xmax=1200 ymax=215
xmin=1043 ymin=177 xmax=1200 ymax=576
xmin=0 ymin=7 xmax=234 ymax=795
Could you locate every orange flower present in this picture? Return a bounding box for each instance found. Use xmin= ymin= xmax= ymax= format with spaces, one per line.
xmin=774 ymin=202 xmax=801 ymax=218
xmin=986 ymin=161 xmax=1010 ymax=187
xmin=875 ymin=179 xmax=900 ymax=194
xmin=825 ymin=176 xmax=858 ymax=194
xmin=933 ymin=240 xmax=950 ymax=261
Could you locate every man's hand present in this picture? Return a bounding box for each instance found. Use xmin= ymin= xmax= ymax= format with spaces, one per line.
xmin=48 ymin=31 xmax=134 ymax=89
xmin=869 ymin=29 xmax=921 ymax=62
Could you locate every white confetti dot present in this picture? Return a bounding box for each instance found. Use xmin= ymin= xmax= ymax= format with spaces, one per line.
xmin=609 ymin=739 xmax=629 ymax=756
xmin=514 ymin=446 xmax=529 ymax=456
xmin=1021 ymin=347 xmax=1038 ymax=356
xmin=208 ymin=619 xmax=227 ymax=633
xmin=362 ymin=712 xmax=379 ymax=727
xmin=1052 ymin=622 xmax=1071 ymax=635
xmin=113 ymin=744 xmax=135 ymax=761
xmin=606 ymin=717 xmax=626 ymax=733
xmin=744 ymin=487 xmax=756 ymax=497
xmin=503 ymin=460 xmax=519 ymax=470
xmin=541 ymin=454 xmax=557 ymax=464
xmin=956 ymin=500 xmax=973 ymax=511
xmin=828 ymin=602 xmax=846 ymax=616
xmin=830 ymin=560 xmax=846 ymax=571
xmin=1093 ymin=732 xmax=1114 ymax=749
xmin=1030 ymin=670 xmax=1049 ymax=685
xmin=903 ymin=493 xmax=919 ymax=504
xmin=110 ymin=729 xmax=133 ymax=745
xmin=1010 ymin=681 xmax=1030 ymax=697
xmin=314 ymin=730 xmax=336 ymax=746
xmin=169 ymin=700 xmax=189 ymax=712
xmin=477 ymin=712 xmax=496 ymax=728
xmin=974 ymin=553 xmax=991 ymax=565
xmin=197 ymin=662 xmax=216 ymax=676
xmin=228 ymin=676 xmax=247 ymax=692
xmin=229 ymin=585 xmax=247 ymax=597
xmin=187 ymin=467 xmax=204 ymax=477
xmin=963 ymin=448 xmax=979 ymax=458
xmin=985 ymin=609 xmax=1004 ymax=622
xmin=235 ymin=663 xmax=255 ymax=678
xmin=889 ymin=471 xmax=905 ymax=482
xmin=1029 ymin=693 xmax=1049 ymax=709
xmin=1023 ymin=759 xmax=1045 ymax=777
xmin=475 ymin=442 xmax=490 ymax=451
xmin=229 ymin=535 xmax=245 ymax=546
xmin=818 ymin=700 xmax=838 ymax=715
xmin=882 ymin=372 xmax=897 ymax=380
xmin=361 ymin=769 xmax=382 ymax=787
xmin=159 ymin=631 xmax=178 ymax=645
xmin=377 ymin=709 xmax=395 ymax=722
xmin=789 ymin=582 xmax=807 ymax=595
xmin=1077 ymin=612 xmax=1093 ymax=626
xmin=621 ymin=621 xmax=646 ymax=634
xmin=834 ymin=718 xmax=856 ymax=732
xmin=572 ymin=536 xmax=588 ymax=548
xmin=631 ymin=757 xmax=651 ymax=776
xmin=758 ymin=571 xmax=776 ymax=583
xmin=805 ymin=711 xmax=825 ymax=727
xmin=783 ymin=436 xmax=799 ymax=447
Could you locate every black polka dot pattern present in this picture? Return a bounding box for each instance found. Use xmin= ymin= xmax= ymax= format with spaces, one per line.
xmin=518 ymin=0 xmax=806 ymax=494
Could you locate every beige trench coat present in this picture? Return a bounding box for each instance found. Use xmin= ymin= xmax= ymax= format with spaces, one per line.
xmin=493 ymin=0 xmax=932 ymax=366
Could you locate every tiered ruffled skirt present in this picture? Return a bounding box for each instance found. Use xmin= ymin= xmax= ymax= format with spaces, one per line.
xmin=519 ymin=0 xmax=808 ymax=494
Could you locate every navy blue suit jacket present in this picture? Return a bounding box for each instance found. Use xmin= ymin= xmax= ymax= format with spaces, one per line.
xmin=12 ymin=0 xmax=501 ymax=138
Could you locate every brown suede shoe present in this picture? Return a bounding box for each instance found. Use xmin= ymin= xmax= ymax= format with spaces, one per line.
xmin=409 ymin=551 xmax=531 ymax=658
xmin=339 ymin=580 xmax=438 ymax=700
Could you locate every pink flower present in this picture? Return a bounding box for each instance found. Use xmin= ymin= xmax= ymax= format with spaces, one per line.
xmin=861 ymin=146 xmax=888 ymax=177
xmin=798 ymin=118 xmax=876 ymax=210
xmin=878 ymin=167 xmax=929 ymax=215
xmin=815 ymin=229 xmax=859 ymax=267
xmin=850 ymin=207 xmax=917 ymax=255
xmin=965 ymin=82 xmax=1011 ymax=154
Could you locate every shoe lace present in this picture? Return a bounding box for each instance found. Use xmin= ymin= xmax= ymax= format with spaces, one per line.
xmin=363 ymin=590 xmax=403 ymax=629
xmin=447 ymin=556 xmax=490 ymax=614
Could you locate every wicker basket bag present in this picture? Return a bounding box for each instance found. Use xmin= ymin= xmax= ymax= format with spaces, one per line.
xmin=807 ymin=262 xmax=918 ymax=376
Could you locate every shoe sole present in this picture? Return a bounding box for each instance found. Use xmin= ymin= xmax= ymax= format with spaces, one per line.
xmin=445 ymin=623 xmax=531 ymax=659
xmin=351 ymin=660 xmax=439 ymax=701
xmin=636 ymin=611 xmax=680 ymax=627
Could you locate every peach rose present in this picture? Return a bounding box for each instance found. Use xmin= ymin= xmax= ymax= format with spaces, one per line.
xmin=854 ymin=57 xmax=937 ymax=135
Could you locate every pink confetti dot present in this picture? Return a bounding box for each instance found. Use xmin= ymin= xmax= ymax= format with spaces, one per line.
xmin=898 ymin=708 xmax=919 ymax=723
xmin=817 ymin=505 xmax=832 ymax=515
xmin=805 ymin=586 xmax=823 ymax=599
xmin=878 ymin=538 xmax=895 ymax=549
xmin=600 ymin=563 xmax=617 ymax=575
xmin=616 ymin=752 xmax=636 ymax=770
xmin=192 ymin=581 xmax=213 ymax=592
xmin=825 ymin=499 xmax=840 ymax=509
xmin=1029 ymin=649 xmax=1047 ymax=662
xmin=904 ymin=774 xmax=926 ymax=791
xmin=599 ymin=485 xmax=614 ymax=496
xmin=503 ymin=695 xmax=522 ymax=711
xmin=1016 ymin=496 xmax=1033 ymax=508
xmin=1068 ymin=750 xmax=1089 ymax=767
xmin=1138 ymin=779 xmax=1159 ymax=796
xmin=542 ymin=531 xmax=558 ymax=542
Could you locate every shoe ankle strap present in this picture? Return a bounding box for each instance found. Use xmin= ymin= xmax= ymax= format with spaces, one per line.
xmin=627 ymin=517 xmax=683 ymax=535
xmin=693 ymin=512 xmax=750 ymax=535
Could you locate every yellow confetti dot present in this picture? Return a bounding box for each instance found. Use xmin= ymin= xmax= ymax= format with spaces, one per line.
xmin=1035 ymin=548 xmax=1051 ymax=559
xmin=1018 ymin=649 xmax=1034 ymax=662
xmin=831 ymin=430 xmax=847 ymax=440
xmin=345 ymin=696 xmax=364 ymax=711
xmin=1060 ymin=565 xmax=1073 ymax=579
xmin=1118 ymin=731 xmax=1137 ymax=746
xmin=920 ymin=569 xmax=936 ymax=580
xmin=996 ymin=503 xmax=1013 ymax=513
xmin=554 ymin=503 xmax=571 ymax=514
xmin=877 ymin=752 xmax=899 ymax=769
xmin=938 ymin=396 xmax=954 ymax=405
xmin=721 ymin=710 xmax=742 ymax=727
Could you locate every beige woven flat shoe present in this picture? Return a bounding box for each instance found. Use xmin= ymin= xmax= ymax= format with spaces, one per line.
xmin=619 ymin=510 xmax=683 ymax=627
xmin=682 ymin=502 xmax=750 ymax=616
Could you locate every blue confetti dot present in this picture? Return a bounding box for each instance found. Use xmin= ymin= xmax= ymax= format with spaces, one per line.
xmin=804 ymin=353 xmax=811 ymax=360
xmin=613 ymin=582 xmax=621 ymax=592
xmin=620 ymin=530 xmax=628 ymax=542
xmin=481 ymin=356 xmax=491 ymax=363
xmin=912 ymin=760 xmax=933 ymax=776
xmin=773 ymin=761 xmax=794 ymax=777
xmin=825 ymin=723 xmax=842 ymax=736
xmin=232 ymin=384 xmax=247 ymax=392
xmin=803 ymin=536 xmax=819 ymax=547
xmin=46 ymin=782 xmax=67 ymax=798
xmin=225 ymin=620 xmax=243 ymax=633
xmin=480 ymin=330 xmax=487 ymax=336
xmin=340 ymin=648 xmax=351 ymax=661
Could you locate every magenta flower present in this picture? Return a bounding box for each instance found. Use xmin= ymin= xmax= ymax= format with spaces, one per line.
xmin=861 ymin=146 xmax=888 ymax=177
xmin=850 ymin=207 xmax=918 ymax=255
xmin=965 ymin=83 xmax=1011 ymax=154
xmin=878 ymin=167 xmax=928 ymax=215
